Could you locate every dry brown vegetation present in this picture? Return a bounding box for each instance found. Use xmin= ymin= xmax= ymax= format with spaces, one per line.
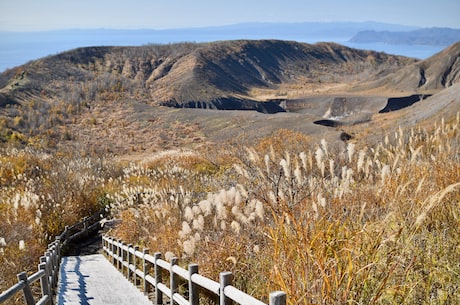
xmin=1 ymin=40 xmax=460 ymax=304
xmin=2 ymin=119 xmax=459 ymax=304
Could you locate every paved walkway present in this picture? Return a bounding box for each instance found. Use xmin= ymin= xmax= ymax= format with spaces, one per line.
xmin=57 ymin=254 xmax=152 ymax=305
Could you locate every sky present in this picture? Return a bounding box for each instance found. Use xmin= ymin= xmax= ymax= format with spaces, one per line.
xmin=1 ymin=0 xmax=459 ymax=31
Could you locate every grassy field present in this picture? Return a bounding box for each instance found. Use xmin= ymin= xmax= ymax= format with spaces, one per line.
xmin=1 ymin=115 xmax=459 ymax=304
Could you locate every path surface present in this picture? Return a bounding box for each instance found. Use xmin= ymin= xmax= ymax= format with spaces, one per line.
xmin=57 ymin=254 xmax=152 ymax=305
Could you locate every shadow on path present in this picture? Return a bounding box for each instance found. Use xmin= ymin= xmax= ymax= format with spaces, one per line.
xmin=58 ymin=257 xmax=93 ymax=305
xmin=65 ymin=233 xmax=103 ymax=256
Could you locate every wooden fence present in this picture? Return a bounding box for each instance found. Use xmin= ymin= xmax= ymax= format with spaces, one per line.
xmin=0 ymin=212 xmax=102 ymax=305
xmin=102 ymin=235 xmax=286 ymax=305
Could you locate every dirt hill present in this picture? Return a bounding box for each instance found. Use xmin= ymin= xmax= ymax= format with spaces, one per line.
xmin=357 ymin=41 xmax=460 ymax=94
xmin=0 ymin=40 xmax=414 ymax=109
xmin=0 ymin=40 xmax=459 ymax=155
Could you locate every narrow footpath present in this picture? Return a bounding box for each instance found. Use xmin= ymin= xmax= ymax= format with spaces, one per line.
xmin=57 ymin=254 xmax=153 ymax=305
xmin=56 ymin=230 xmax=153 ymax=305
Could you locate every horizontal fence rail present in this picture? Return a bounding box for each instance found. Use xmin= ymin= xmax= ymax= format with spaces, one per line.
xmin=102 ymin=235 xmax=286 ymax=305
xmin=0 ymin=212 xmax=102 ymax=305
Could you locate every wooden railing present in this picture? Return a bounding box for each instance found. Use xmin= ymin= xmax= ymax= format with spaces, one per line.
xmin=0 ymin=212 xmax=102 ymax=305
xmin=102 ymin=235 xmax=286 ymax=305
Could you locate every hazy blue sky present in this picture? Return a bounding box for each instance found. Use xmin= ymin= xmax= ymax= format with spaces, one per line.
xmin=1 ymin=0 xmax=459 ymax=31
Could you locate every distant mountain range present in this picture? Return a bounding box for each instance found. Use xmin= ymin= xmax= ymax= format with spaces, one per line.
xmin=0 ymin=21 xmax=420 ymax=45
xmin=0 ymin=22 xmax=457 ymax=72
xmin=350 ymin=27 xmax=460 ymax=46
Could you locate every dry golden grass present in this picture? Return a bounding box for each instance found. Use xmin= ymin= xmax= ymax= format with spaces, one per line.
xmin=1 ymin=114 xmax=459 ymax=305
xmin=0 ymin=149 xmax=117 ymax=300
xmin=105 ymin=115 xmax=459 ymax=304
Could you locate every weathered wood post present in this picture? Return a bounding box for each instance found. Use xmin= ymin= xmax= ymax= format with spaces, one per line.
xmin=120 ymin=241 xmax=124 ymax=272
xmin=104 ymin=236 xmax=108 ymax=256
xmin=133 ymin=245 xmax=139 ymax=286
xmin=39 ymin=262 xmax=52 ymax=305
xmin=189 ymin=264 xmax=199 ymax=305
xmin=17 ymin=272 xmax=34 ymax=305
xmin=49 ymin=245 xmax=58 ymax=286
xmin=117 ymin=240 xmax=123 ymax=270
xmin=110 ymin=238 xmax=116 ymax=265
xmin=219 ymin=271 xmax=232 ymax=305
xmin=64 ymin=226 xmax=70 ymax=242
xmin=45 ymin=251 xmax=55 ymax=289
xmin=269 ymin=291 xmax=287 ymax=305
xmin=143 ymin=248 xmax=150 ymax=294
xmin=101 ymin=236 xmax=105 ymax=252
xmin=83 ymin=217 xmax=89 ymax=230
xmin=55 ymin=237 xmax=61 ymax=265
xmin=40 ymin=256 xmax=52 ymax=297
xmin=83 ymin=216 xmax=90 ymax=239
xmin=154 ymin=252 xmax=163 ymax=305
xmin=127 ymin=244 xmax=133 ymax=279
xmin=170 ymin=257 xmax=179 ymax=304
xmin=112 ymin=238 xmax=117 ymax=265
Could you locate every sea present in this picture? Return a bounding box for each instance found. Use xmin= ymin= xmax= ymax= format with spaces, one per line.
xmin=0 ymin=30 xmax=447 ymax=73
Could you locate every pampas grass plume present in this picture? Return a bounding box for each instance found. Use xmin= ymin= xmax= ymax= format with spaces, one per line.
xmin=231 ymin=221 xmax=241 ymax=234
xmin=184 ymin=206 xmax=194 ymax=221
xmin=265 ymin=154 xmax=271 ymax=175
xmin=199 ymin=200 xmax=212 ymax=216
xmin=280 ymin=159 xmax=290 ymax=179
xmin=347 ymin=142 xmax=355 ymax=162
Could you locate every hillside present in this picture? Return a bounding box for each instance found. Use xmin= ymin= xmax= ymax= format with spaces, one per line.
xmin=1 ymin=40 xmax=460 ymax=156
xmin=2 ymin=96 xmax=460 ymax=305
xmin=2 ymin=39 xmax=460 ymax=305
xmin=0 ymin=40 xmax=418 ymax=154
xmin=0 ymin=40 xmax=415 ymax=106
xmin=355 ymin=41 xmax=460 ymax=94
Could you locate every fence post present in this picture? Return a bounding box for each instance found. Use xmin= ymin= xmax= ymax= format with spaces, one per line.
xmin=189 ymin=264 xmax=199 ymax=305
xmin=83 ymin=216 xmax=89 ymax=231
xmin=106 ymin=237 xmax=110 ymax=262
xmin=64 ymin=226 xmax=69 ymax=242
xmin=269 ymin=291 xmax=287 ymax=305
xmin=107 ymin=237 xmax=112 ymax=264
xmin=17 ymin=272 xmax=35 ymax=305
xmin=120 ymin=242 xmax=125 ymax=272
xmin=55 ymin=237 xmax=61 ymax=265
xmin=219 ymin=271 xmax=232 ymax=305
xmin=117 ymin=240 xmax=123 ymax=270
xmin=101 ymin=235 xmax=105 ymax=252
xmin=45 ymin=251 xmax=55 ymax=290
xmin=127 ymin=244 xmax=133 ymax=279
xmin=133 ymin=245 xmax=139 ymax=286
xmin=154 ymin=252 xmax=163 ymax=305
xmin=170 ymin=257 xmax=178 ymax=304
xmin=123 ymin=241 xmax=127 ymax=273
xmin=112 ymin=238 xmax=116 ymax=265
xmin=143 ymin=248 xmax=150 ymax=295
xmin=40 ymin=256 xmax=51 ymax=294
xmin=39 ymin=262 xmax=52 ymax=305
xmin=50 ymin=245 xmax=58 ymax=286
